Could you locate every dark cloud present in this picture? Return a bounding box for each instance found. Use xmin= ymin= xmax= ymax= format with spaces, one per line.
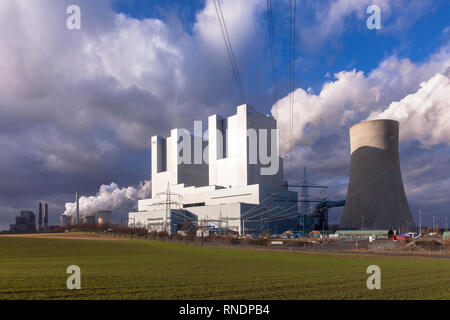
xmin=0 ymin=0 xmax=267 ymax=227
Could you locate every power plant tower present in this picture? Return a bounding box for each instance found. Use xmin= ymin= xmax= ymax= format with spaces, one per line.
xmin=75 ymin=192 xmax=79 ymax=225
xmin=38 ymin=203 xmax=43 ymax=231
xmin=44 ymin=203 xmax=48 ymax=229
xmin=341 ymin=119 xmax=414 ymax=230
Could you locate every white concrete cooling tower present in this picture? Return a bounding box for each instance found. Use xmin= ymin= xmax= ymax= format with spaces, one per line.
xmin=340 ymin=119 xmax=415 ymax=230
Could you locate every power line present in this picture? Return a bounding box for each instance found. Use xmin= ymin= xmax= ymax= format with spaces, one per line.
xmin=257 ymin=202 xmax=299 ymax=222
xmin=292 ymin=0 xmax=296 ymax=150
xmin=289 ymin=0 xmax=297 ymax=150
xmin=400 ymin=66 xmax=450 ymax=130
xmin=241 ymin=188 xmax=286 ymax=218
xmin=399 ymin=32 xmax=449 ymax=104
xmin=213 ymin=0 xmax=247 ymax=105
xmin=266 ymin=0 xmax=278 ymax=119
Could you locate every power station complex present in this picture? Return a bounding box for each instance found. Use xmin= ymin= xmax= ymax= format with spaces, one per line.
xmin=128 ymin=105 xmax=415 ymax=235
xmin=60 ymin=210 xmax=112 ymax=227
xmin=129 ymin=105 xmax=298 ymax=235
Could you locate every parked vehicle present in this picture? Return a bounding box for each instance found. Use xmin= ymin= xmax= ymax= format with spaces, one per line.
xmin=393 ymin=233 xmax=412 ymax=241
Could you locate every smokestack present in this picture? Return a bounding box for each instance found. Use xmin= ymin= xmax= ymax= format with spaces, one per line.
xmin=44 ymin=203 xmax=48 ymax=228
xmin=38 ymin=203 xmax=43 ymax=231
xmin=76 ymin=192 xmax=79 ymax=225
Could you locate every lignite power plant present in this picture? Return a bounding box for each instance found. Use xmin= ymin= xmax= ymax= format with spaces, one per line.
xmin=126 ymin=105 xmax=415 ymax=235
xmin=9 ymin=202 xmax=50 ymax=232
xmin=129 ymin=105 xmax=298 ymax=235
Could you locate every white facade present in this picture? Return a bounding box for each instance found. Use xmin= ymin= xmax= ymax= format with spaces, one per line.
xmin=129 ymin=105 xmax=298 ymax=235
xmin=151 ymin=129 xmax=208 ymax=197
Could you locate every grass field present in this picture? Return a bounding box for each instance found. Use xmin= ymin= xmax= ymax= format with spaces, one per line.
xmin=0 ymin=235 xmax=448 ymax=300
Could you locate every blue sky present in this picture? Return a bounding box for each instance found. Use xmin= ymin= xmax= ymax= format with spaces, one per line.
xmin=113 ymin=0 xmax=206 ymax=27
xmin=0 ymin=0 xmax=448 ymax=229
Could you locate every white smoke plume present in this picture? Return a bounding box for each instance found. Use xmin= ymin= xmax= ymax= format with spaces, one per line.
xmin=62 ymin=181 xmax=151 ymax=217
xmin=368 ymin=72 xmax=450 ymax=146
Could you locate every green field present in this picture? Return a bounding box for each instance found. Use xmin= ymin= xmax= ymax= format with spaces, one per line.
xmin=0 ymin=235 xmax=448 ymax=299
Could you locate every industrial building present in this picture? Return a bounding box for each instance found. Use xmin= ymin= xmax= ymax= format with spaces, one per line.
xmin=10 ymin=211 xmax=36 ymax=232
xmin=129 ymin=104 xmax=298 ymax=235
xmin=340 ymin=119 xmax=415 ymax=230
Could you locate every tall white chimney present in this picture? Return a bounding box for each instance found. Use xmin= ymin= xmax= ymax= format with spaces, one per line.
xmin=76 ymin=192 xmax=79 ymax=225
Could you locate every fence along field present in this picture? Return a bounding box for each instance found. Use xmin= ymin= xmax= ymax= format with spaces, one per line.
xmin=0 ymin=236 xmax=448 ymax=299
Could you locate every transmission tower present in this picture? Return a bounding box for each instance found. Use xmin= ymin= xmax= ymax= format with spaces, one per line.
xmin=147 ymin=183 xmax=184 ymax=233
xmin=282 ymin=167 xmax=328 ymax=234
xmin=300 ymin=167 xmax=309 ymax=216
xmin=165 ymin=183 xmax=171 ymax=233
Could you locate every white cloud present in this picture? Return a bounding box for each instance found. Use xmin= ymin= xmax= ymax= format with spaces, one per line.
xmin=368 ymin=72 xmax=450 ymax=146
xmin=194 ymin=0 xmax=263 ymax=50
xmin=0 ymin=0 xmax=266 ymax=224
xmin=0 ymin=0 xmax=264 ymax=168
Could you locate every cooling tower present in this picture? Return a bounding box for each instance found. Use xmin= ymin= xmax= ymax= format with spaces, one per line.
xmin=84 ymin=215 xmax=95 ymax=225
xmin=340 ymin=119 xmax=414 ymax=230
xmin=97 ymin=210 xmax=112 ymax=226
xmin=60 ymin=214 xmax=71 ymax=226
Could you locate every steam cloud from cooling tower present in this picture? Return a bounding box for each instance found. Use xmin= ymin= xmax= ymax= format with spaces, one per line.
xmin=62 ymin=181 xmax=151 ymax=218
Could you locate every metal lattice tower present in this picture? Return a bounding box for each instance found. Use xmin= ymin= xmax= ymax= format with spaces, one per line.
xmin=165 ymin=183 xmax=171 ymax=233
xmin=283 ymin=167 xmax=328 ymax=234
xmin=300 ymin=167 xmax=309 ymax=216
xmin=142 ymin=183 xmax=184 ymax=233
